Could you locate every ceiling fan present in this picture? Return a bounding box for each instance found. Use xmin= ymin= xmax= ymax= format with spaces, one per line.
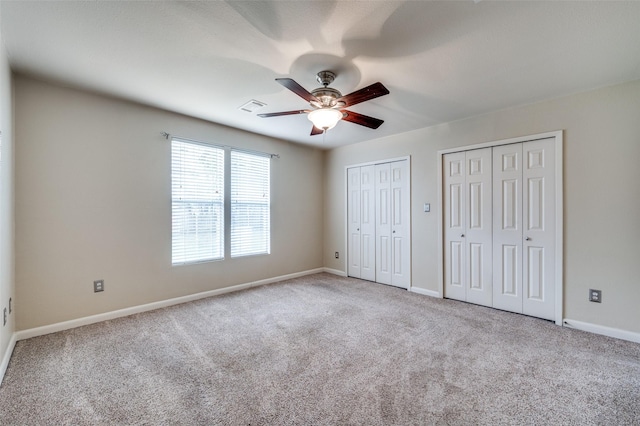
xmin=258 ymin=71 xmax=389 ymax=136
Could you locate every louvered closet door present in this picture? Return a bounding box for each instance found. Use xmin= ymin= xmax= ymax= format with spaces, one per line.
xmin=444 ymin=149 xmax=492 ymax=305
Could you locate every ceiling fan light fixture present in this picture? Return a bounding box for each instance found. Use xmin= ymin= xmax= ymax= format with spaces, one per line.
xmin=308 ymin=108 xmax=343 ymax=131
xmin=261 ymin=74 xmax=389 ymax=135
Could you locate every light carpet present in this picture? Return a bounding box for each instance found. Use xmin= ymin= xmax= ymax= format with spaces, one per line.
xmin=1 ymin=273 xmax=639 ymax=425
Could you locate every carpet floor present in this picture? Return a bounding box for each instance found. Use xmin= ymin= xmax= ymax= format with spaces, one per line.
xmin=0 ymin=273 xmax=639 ymax=425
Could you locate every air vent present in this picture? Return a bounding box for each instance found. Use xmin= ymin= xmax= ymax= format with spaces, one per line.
xmin=239 ymin=99 xmax=266 ymax=113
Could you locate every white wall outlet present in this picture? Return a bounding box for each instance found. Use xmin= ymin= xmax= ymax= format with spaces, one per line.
xmin=589 ymin=289 xmax=601 ymax=303
xmin=94 ymin=280 xmax=105 ymax=293
xmin=424 ymin=203 xmax=430 ymax=212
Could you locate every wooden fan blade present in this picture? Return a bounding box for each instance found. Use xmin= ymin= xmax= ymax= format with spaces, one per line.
xmin=276 ymin=78 xmax=318 ymax=103
xmin=337 ymin=82 xmax=389 ymax=107
xmin=342 ymin=110 xmax=384 ymax=129
xmin=257 ymin=110 xmax=308 ymax=118
xmin=310 ymin=126 xmax=324 ymax=136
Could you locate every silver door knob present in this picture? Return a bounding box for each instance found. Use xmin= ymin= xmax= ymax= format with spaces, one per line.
xmin=393 ymin=230 xmax=396 ymax=233
xmin=461 ymin=234 xmax=465 ymax=238
xmin=525 ymin=237 xmax=531 ymax=241
xmin=357 ymin=228 xmax=360 ymax=231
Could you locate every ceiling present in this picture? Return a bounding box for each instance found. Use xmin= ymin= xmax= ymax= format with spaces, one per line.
xmin=2 ymin=1 xmax=640 ymax=149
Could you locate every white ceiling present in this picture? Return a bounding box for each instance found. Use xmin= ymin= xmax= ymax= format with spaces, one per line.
xmin=2 ymin=1 xmax=640 ymax=149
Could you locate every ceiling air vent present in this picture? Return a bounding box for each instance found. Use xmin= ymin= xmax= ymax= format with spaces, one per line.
xmin=239 ymin=99 xmax=266 ymax=113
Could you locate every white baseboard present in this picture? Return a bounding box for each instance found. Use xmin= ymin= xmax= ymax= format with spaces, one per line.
xmin=323 ymin=267 xmax=347 ymax=277
xmin=563 ymin=319 xmax=640 ymax=344
xmin=15 ymin=268 xmax=326 ymax=342
xmin=1 ymin=333 xmax=17 ymax=386
xmin=409 ymin=286 xmax=441 ymax=298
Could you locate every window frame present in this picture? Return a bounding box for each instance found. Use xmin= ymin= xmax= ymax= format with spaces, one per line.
xmin=171 ymin=138 xmax=225 ymax=265
xmin=230 ymin=150 xmax=271 ymax=258
xmin=170 ymin=137 xmax=272 ymax=265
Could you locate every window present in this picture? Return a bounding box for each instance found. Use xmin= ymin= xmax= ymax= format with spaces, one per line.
xmin=171 ymin=138 xmax=271 ymax=264
xmin=231 ymin=151 xmax=270 ymax=257
xmin=171 ymin=139 xmax=224 ymax=264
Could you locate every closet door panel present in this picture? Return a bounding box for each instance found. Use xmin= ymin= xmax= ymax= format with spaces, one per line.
xmin=360 ymin=165 xmax=376 ymax=281
xmin=522 ymin=138 xmax=555 ymax=320
xmin=390 ymin=160 xmax=410 ymax=288
xmin=493 ymin=144 xmax=523 ymax=313
xmin=347 ymin=167 xmax=361 ymax=278
xmin=375 ymin=163 xmax=392 ymax=285
xmin=350 ymin=159 xmax=412 ymax=288
xmin=465 ymin=148 xmax=493 ymax=307
xmin=442 ymin=139 xmax=558 ymax=321
xmin=444 ymin=152 xmax=466 ymax=301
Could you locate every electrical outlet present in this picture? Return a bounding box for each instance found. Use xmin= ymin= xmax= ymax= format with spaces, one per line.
xmin=335 ymin=251 xmax=339 ymax=259
xmin=589 ymin=289 xmax=602 ymax=303
xmin=94 ymin=280 xmax=105 ymax=293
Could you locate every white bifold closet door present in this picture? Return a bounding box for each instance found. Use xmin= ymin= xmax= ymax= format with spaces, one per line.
xmin=443 ymin=139 xmax=556 ymax=321
xmin=443 ymin=148 xmax=493 ymax=307
xmin=347 ymin=160 xmax=410 ymax=289
xmin=347 ymin=165 xmax=376 ymax=281
xmin=493 ymin=139 xmax=556 ymax=320
xmin=375 ymin=161 xmax=410 ymax=288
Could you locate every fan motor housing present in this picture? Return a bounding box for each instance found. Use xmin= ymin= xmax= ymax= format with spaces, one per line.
xmin=311 ymin=87 xmax=343 ymax=108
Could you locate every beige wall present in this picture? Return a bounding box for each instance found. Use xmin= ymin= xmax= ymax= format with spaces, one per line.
xmin=324 ymin=79 xmax=640 ymax=333
xmin=0 ymin=14 xmax=15 ymax=366
xmin=11 ymin=73 xmax=640 ymax=335
xmin=15 ymin=76 xmax=324 ymax=330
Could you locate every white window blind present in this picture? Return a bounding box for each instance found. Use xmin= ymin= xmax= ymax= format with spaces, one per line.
xmin=231 ymin=151 xmax=270 ymax=257
xmin=171 ymin=139 xmax=224 ymax=264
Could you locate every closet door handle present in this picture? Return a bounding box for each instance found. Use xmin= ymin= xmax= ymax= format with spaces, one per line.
xmin=525 ymin=237 xmax=531 ymax=241
xmin=461 ymin=234 xmax=465 ymax=238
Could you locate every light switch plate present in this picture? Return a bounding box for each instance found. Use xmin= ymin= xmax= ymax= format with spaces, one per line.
xmin=424 ymin=203 xmax=430 ymax=212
